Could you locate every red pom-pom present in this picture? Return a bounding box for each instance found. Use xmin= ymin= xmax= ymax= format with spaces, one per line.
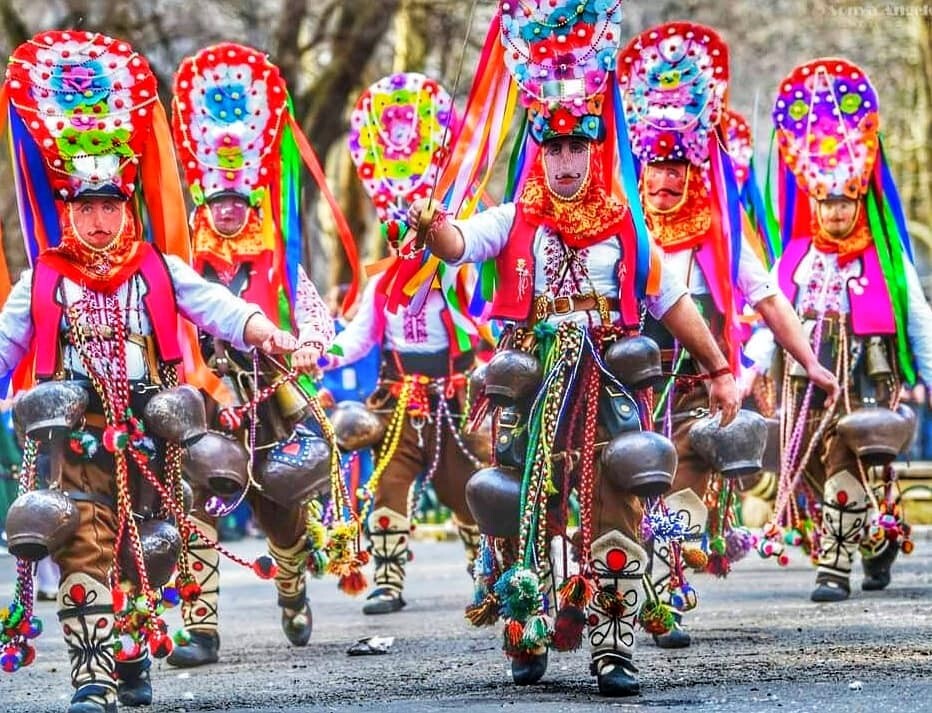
xmin=705 ymin=552 xmax=731 ymax=578
xmin=503 ymin=619 xmax=524 ymax=652
xmin=338 ymin=570 xmax=367 ymax=596
xmin=179 ymin=582 xmax=202 ymax=603
xmin=551 ymin=606 xmax=586 ymax=652
xmin=356 ymin=551 xmax=370 ymax=566
xmin=149 ymin=634 xmax=173 ymax=659
xmin=252 ymin=556 xmax=278 ymax=580
xmin=20 ymin=644 xmax=35 ymax=668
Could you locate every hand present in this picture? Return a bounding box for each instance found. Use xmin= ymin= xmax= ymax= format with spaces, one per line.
xmin=708 ymin=372 xmax=740 ymax=427
xmin=806 ymin=363 xmax=840 ymax=409
xmin=406 ymin=198 xmax=442 ymax=230
xmin=260 ymin=329 xmax=298 ymax=355
xmin=291 ymin=344 xmax=322 ymax=376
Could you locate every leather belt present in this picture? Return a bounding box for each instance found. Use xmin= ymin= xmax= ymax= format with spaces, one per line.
xmin=533 ymin=293 xmax=619 ymax=322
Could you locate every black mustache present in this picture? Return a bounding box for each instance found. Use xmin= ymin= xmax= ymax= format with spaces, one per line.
xmin=555 ymin=172 xmax=581 ymax=180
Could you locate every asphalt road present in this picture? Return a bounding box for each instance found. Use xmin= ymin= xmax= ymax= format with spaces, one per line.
xmin=1 ymin=529 xmax=930 ymax=713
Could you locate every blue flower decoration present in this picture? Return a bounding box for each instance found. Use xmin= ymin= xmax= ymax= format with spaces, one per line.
xmin=205 ymin=83 xmax=249 ymax=123
xmin=50 ymin=60 xmax=109 ymax=111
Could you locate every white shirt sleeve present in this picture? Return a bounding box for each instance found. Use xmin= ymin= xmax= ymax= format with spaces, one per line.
xmin=294 ymin=265 xmax=336 ymax=348
xmin=737 ymin=235 xmax=779 ymax=307
xmin=328 ymin=277 xmax=381 ymax=368
xmin=448 ymin=203 xmax=517 ymax=265
xmin=905 ymin=261 xmax=932 ymax=385
xmin=0 ymin=272 xmax=34 ymax=375
xmin=644 ymin=260 xmax=689 ymax=320
xmin=166 ymin=255 xmax=260 ymax=352
xmin=743 ymin=326 xmax=777 ymax=374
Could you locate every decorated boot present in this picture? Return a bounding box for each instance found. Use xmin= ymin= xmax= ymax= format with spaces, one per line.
xmin=58 ymin=573 xmax=118 ymax=713
xmin=115 ymin=655 xmax=152 ymax=707
xmin=588 ymin=530 xmax=647 ymax=697
xmin=362 ymin=507 xmax=410 ymax=615
xmin=649 ymin=489 xmax=707 ymax=649
xmin=267 ymin=535 xmax=312 ymax=646
xmin=454 ymin=517 xmax=481 ymax=576
xmin=166 ymin=518 xmax=220 ymax=667
xmin=811 ymin=470 xmax=868 ymax=602
xmin=860 ymin=534 xmax=899 ymax=591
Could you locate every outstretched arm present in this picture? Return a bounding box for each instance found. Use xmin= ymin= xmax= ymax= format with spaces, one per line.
xmin=659 ymin=295 xmax=740 ymax=426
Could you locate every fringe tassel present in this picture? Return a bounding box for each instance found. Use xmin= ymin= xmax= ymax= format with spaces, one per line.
xmin=557 ymin=573 xmax=595 ymax=609
xmin=464 ymin=592 xmax=501 ymax=627
xmin=551 ymin=606 xmax=586 ymax=652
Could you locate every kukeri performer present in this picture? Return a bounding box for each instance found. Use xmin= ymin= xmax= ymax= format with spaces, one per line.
xmin=0 ymin=32 xmax=300 ymax=713
xmin=325 ymin=71 xmax=487 ymax=617
xmin=750 ymin=57 xmax=932 ymax=602
xmin=617 ymin=22 xmax=838 ymax=648
xmin=166 ymin=42 xmax=346 ymax=667
xmin=406 ymin=1 xmax=739 ymax=696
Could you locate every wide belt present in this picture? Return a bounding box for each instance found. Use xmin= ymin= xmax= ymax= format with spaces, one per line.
xmin=533 ymin=293 xmax=619 ymax=323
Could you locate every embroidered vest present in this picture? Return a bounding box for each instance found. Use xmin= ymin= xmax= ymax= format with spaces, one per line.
xmin=778 ymin=238 xmax=895 ymax=335
xmin=490 ymin=204 xmax=642 ymax=326
xmin=31 ymin=243 xmax=183 ymax=379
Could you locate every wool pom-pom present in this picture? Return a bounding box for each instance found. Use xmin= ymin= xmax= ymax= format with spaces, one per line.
xmin=682 ymin=547 xmax=709 ymax=571
xmin=464 ymin=592 xmax=500 ymax=628
xmin=639 ymin=600 xmax=675 ymax=635
xmin=252 ymin=556 xmax=278 ymax=580
xmin=493 ymin=567 xmax=542 ymax=622
xmin=149 ymin=633 xmax=173 ymax=659
xmin=521 ymin=614 xmax=552 ymax=649
xmin=551 ymin=606 xmax=586 ymax=652
xmin=725 ymin=527 xmax=755 ymax=563
xmin=338 ymin=569 xmax=368 ymax=596
xmin=502 ymin=618 xmax=525 ymax=653
xmin=557 ymin=574 xmax=595 ymax=609
xmin=705 ymin=552 xmax=731 ymax=578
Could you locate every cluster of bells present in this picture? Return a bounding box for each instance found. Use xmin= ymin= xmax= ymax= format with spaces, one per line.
xmin=2 ymin=377 xmax=336 ymax=635
xmin=454 ymin=335 xmax=770 ymax=536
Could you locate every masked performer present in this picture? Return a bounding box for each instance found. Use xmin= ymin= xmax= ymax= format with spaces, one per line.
xmin=617 ymin=23 xmax=837 ymax=648
xmin=0 ymin=32 xmax=300 ymax=713
xmin=326 ymin=71 xmax=485 ymax=616
xmin=750 ymin=58 xmax=932 ymax=601
xmin=166 ymin=42 xmax=347 ymax=667
xmin=406 ymin=2 xmax=739 ymax=697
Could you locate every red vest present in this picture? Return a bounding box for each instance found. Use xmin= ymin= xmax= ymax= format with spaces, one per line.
xmin=490 ymin=204 xmax=642 ymax=327
xmin=31 ymin=243 xmax=183 ymax=379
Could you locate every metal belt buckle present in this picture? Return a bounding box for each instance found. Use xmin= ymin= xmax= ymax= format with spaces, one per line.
xmin=132 ymin=382 xmax=161 ymax=395
xmin=551 ymin=295 xmax=574 ymax=315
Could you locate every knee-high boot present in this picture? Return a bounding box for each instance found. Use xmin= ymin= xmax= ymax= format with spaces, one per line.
xmin=166 ymin=518 xmax=220 ymax=667
xmin=266 ymin=536 xmax=312 ymax=646
xmin=362 ymin=507 xmax=410 ymax=615
xmin=58 ymin=573 xmax=117 ymax=713
xmin=812 ymin=470 xmax=868 ymax=602
xmin=588 ymin=530 xmax=647 ymax=697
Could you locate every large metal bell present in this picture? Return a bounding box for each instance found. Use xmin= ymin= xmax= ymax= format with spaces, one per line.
xmin=601 ymin=430 xmax=676 ymax=497
xmin=468 ymin=363 xmax=488 ymax=400
xmin=484 ymin=349 xmax=542 ymax=407
xmin=183 ymin=431 xmax=249 ymax=496
xmin=331 ymin=401 xmax=385 ymax=451
xmin=143 ymin=385 xmax=208 ymax=444
xmin=118 ymin=519 xmax=182 ymax=588
xmin=257 ymin=432 xmax=332 ymax=507
xmin=688 ymin=409 xmax=768 ymax=479
xmin=836 ymin=406 xmax=915 ymax=467
xmin=461 ymin=416 xmax=492 ymax=464
xmin=465 ymin=466 xmax=523 ymax=537
xmin=603 ymin=336 xmax=663 ymax=391
xmin=13 ymin=381 xmax=88 ymax=442
xmin=5 ymin=490 xmax=80 ymax=560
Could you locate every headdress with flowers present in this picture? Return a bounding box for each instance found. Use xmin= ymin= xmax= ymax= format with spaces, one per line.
xmin=618 ymin=21 xmax=729 ymax=166
xmin=769 ymin=57 xmax=917 ymax=382
xmin=171 ymin=43 xmax=360 ymax=316
xmin=348 ymin=72 xmax=453 ymax=223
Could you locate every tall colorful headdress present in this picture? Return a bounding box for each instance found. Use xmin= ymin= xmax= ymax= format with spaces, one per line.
xmin=770 ymin=57 xmax=916 ymax=381
xmin=1 ymin=30 xmax=189 ymax=267
xmin=408 ymin=0 xmax=659 ymax=315
xmin=172 ymin=43 xmax=360 ymax=315
xmin=618 ymin=22 xmax=729 ymax=167
xmin=348 ymin=72 xmax=454 ymax=224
